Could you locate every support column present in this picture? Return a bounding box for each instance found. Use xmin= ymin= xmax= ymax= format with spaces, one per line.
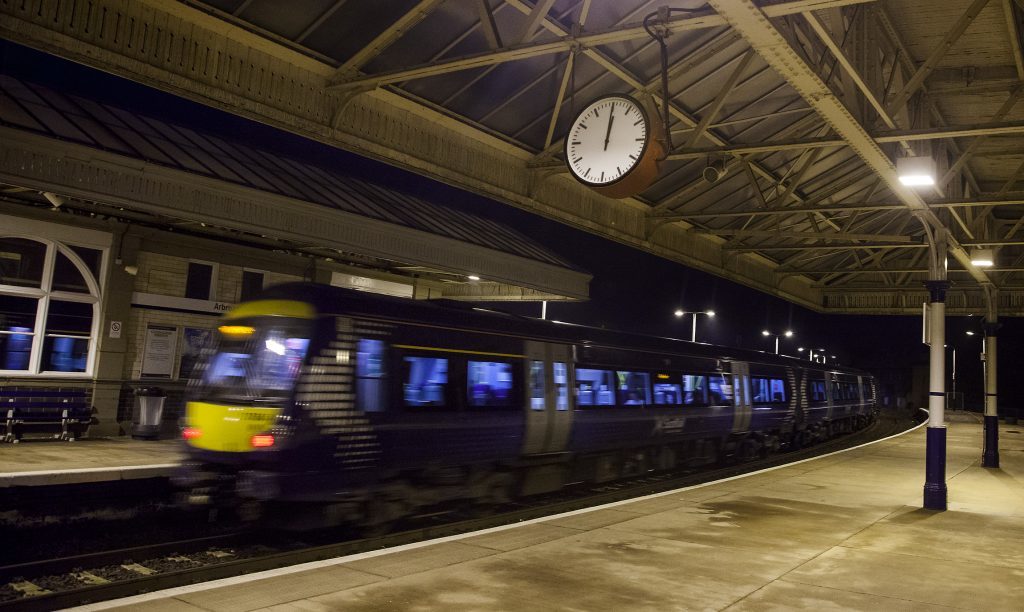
xmin=924 ymin=279 xmax=948 ymax=511
xmin=982 ymin=287 xmax=999 ymax=467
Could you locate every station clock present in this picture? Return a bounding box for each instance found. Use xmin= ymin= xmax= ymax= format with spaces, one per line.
xmin=564 ymin=94 xmax=665 ymax=199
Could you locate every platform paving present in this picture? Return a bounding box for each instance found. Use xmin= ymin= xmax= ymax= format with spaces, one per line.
xmin=0 ymin=437 xmax=180 ymax=487
xmin=82 ymin=413 xmax=1024 ymax=611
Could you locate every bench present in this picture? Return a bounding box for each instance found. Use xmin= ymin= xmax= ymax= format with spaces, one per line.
xmin=0 ymin=387 xmax=93 ymax=443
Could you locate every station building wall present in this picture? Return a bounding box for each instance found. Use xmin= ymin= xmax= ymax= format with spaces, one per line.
xmin=1 ymin=210 xmax=427 ymax=439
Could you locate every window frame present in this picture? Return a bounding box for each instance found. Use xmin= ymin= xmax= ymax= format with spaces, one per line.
xmin=0 ymin=232 xmax=106 ymax=378
xmin=185 ymin=259 xmax=218 ymax=301
xmin=466 ymin=358 xmax=518 ymax=409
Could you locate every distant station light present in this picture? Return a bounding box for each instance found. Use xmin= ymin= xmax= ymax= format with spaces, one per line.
xmin=674 ymin=309 xmax=685 ymax=318
xmin=897 ymin=156 xmax=936 ymax=187
xmin=467 ymin=275 xmax=481 ymax=281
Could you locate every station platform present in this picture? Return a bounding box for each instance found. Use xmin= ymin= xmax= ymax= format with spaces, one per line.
xmin=0 ymin=438 xmax=180 ymax=488
xmin=78 ymin=412 xmax=1024 ymax=611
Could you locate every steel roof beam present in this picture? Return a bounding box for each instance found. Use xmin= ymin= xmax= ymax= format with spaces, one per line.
xmin=727 ymin=243 xmax=926 ymax=252
xmin=328 ymin=0 xmax=875 ymax=89
xmin=709 ymin=0 xmax=993 ymax=286
xmin=695 ymin=229 xmax=915 ymax=242
xmin=885 ymin=0 xmax=993 ymax=116
xmin=1003 ymin=0 xmax=1024 ymax=80
xmin=334 ymin=0 xmax=444 ymax=77
xmin=653 ymin=198 xmax=1024 ymax=221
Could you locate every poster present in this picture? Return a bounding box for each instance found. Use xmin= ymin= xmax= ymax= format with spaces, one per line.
xmin=180 ymin=327 xmax=212 ymax=379
xmin=141 ymin=325 xmax=178 ymax=378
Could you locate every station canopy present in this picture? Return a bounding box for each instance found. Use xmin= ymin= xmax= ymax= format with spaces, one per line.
xmin=1 ymin=0 xmax=1024 ymax=313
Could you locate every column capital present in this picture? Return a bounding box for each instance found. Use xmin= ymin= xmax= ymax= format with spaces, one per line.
xmin=924 ymin=280 xmax=950 ymax=303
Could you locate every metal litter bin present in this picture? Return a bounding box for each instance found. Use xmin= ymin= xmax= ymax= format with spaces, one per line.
xmin=132 ymin=387 xmax=166 ymax=440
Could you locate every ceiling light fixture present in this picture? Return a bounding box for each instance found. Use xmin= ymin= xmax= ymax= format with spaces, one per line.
xmin=897 ymin=156 xmax=936 ymax=187
xmin=970 ymin=248 xmax=994 ymax=267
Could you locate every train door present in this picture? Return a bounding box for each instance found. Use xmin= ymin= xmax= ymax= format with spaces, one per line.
xmin=522 ymin=341 xmax=574 ymax=455
xmin=730 ymin=361 xmax=752 ymax=432
xmin=824 ymin=373 xmax=836 ymax=420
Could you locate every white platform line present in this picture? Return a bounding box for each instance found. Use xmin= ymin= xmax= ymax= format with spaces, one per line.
xmin=72 ymin=419 xmax=924 ymax=611
xmin=0 ymin=464 xmax=178 ymax=479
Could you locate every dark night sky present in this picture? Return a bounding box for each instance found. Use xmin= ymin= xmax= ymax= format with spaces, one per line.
xmin=3 ymin=40 xmax=1018 ymax=411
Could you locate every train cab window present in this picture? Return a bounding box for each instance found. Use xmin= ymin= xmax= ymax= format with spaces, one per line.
xmin=576 ymin=368 xmax=616 ymax=406
xmin=751 ymin=377 xmax=787 ymax=404
xmin=356 ymin=339 xmax=387 ymax=412
xmin=403 ymin=356 xmax=448 ymax=407
xmin=653 ymin=374 xmax=681 ymax=405
xmin=709 ymin=373 xmax=733 ymax=405
xmin=467 ymin=360 xmax=514 ymax=407
xmin=554 ymin=362 xmax=569 ymax=411
xmin=809 ymin=380 xmax=827 ymax=402
xmin=529 ymin=361 xmax=545 ymax=410
xmin=616 ymin=371 xmax=651 ymax=406
xmin=682 ymin=375 xmax=707 ymax=406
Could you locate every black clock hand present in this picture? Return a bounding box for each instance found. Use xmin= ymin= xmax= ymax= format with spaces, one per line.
xmin=603 ymin=105 xmax=615 ymax=151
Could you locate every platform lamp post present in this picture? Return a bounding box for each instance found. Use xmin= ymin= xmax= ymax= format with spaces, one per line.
xmin=980 ymin=285 xmax=1001 ymax=466
xmin=762 ymin=329 xmax=793 ymax=354
xmin=921 ymin=226 xmax=948 ymax=512
xmin=674 ymin=309 xmax=715 ymax=342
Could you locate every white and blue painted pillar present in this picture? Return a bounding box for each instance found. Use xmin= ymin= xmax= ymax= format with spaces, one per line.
xmin=982 ymin=287 xmax=999 ymax=468
xmin=924 ymin=278 xmax=948 ymax=511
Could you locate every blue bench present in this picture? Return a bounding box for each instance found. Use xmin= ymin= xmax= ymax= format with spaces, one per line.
xmin=0 ymin=387 xmax=93 ymax=443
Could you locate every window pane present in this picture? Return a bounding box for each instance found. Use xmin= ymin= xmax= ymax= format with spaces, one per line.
xmin=186 ymin=262 xmax=213 ymax=300
xmin=45 ymin=300 xmax=93 ymax=335
xmin=69 ymin=245 xmax=102 ymax=283
xmin=653 ymin=374 xmax=681 ymax=405
xmin=617 ymin=371 xmax=650 ymax=405
xmin=0 ymin=237 xmax=46 ymax=288
xmin=240 ymin=270 xmax=264 ymax=302
xmin=770 ymin=379 xmax=786 ymax=402
xmin=356 ymin=339 xmax=386 ymax=412
xmin=709 ymin=373 xmax=733 ymax=404
xmin=0 ymin=325 xmax=34 ymax=370
xmin=554 ymin=362 xmax=569 ymax=410
xmin=41 ymin=336 xmax=88 ymax=372
xmin=0 ymin=294 xmax=38 ymax=331
xmin=468 ymin=360 xmax=513 ymax=407
xmin=576 ymin=368 xmax=615 ymax=406
xmin=52 ymin=250 xmax=91 ymax=293
xmin=530 ymin=360 xmax=545 ymax=410
xmin=403 ymin=356 xmax=447 ymax=407
xmin=682 ymin=375 xmax=706 ymax=405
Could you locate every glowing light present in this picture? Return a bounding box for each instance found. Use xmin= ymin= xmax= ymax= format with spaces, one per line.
xmin=966 ymin=331 xmax=975 ymax=336
xmin=706 ymin=310 xmax=715 ymax=317
xmin=265 ymin=338 xmax=286 ymax=355
xmin=182 ymin=427 xmax=202 ymax=440
xmin=251 ymin=434 xmax=275 ymax=448
xmin=897 ymin=156 xmax=936 ymax=187
xmin=674 ymin=309 xmax=684 ymax=317
xmin=784 ymin=330 xmax=794 ymax=337
xmin=971 ymin=248 xmax=994 ymax=267
xmin=467 ymin=275 xmax=481 ymax=281
xmin=762 ymin=330 xmax=770 ymax=336
xmin=219 ymin=325 xmax=255 ymax=337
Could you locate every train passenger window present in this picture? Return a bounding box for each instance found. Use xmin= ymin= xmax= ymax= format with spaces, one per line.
xmin=467 ymin=360 xmax=514 ymax=407
xmin=653 ymin=373 xmax=681 ymax=405
xmin=751 ymin=377 xmax=787 ymax=403
xmin=809 ymin=380 xmax=827 ymax=402
xmin=708 ymin=373 xmax=733 ymax=405
xmin=682 ymin=375 xmax=707 ymax=406
xmin=403 ymin=356 xmax=448 ymax=407
xmin=831 ymin=382 xmax=842 ymax=401
xmin=356 ymin=339 xmax=387 ymax=412
xmin=616 ymin=371 xmax=651 ymax=406
xmin=530 ymin=361 xmax=545 ymax=410
xmin=554 ymin=362 xmax=569 ymax=411
xmin=576 ymin=368 xmax=616 ymax=406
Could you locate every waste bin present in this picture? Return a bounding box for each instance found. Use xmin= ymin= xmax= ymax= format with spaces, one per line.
xmin=132 ymin=387 xmax=166 ymax=440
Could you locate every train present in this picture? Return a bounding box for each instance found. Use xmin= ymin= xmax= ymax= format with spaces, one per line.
xmin=174 ymin=283 xmax=877 ymax=529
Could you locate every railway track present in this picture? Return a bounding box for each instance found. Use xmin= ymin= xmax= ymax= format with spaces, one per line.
xmin=1 ymin=416 xmax=913 ymax=611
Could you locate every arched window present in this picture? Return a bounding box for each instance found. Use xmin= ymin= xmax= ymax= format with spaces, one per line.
xmin=0 ymin=235 xmax=104 ymax=375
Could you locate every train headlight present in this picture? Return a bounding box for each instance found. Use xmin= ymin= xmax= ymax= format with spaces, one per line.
xmin=251 ymin=434 xmax=275 ymax=448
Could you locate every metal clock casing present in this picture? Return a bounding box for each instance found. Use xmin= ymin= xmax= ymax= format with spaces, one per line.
xmin=564 ymin=94 xmax=665 ymax=199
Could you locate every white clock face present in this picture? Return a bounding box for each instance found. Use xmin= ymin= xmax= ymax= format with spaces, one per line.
xmin=565 ymin=95 xmax=649 ymax=186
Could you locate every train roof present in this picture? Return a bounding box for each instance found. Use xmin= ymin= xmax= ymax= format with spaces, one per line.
xmin=256 ymin=282 xmax=870 ymax=377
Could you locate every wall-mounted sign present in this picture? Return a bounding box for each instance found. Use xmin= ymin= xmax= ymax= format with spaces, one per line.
xmin=141 ymin=325 xmax=178 ymax=378
xmin=109 ymin=320 xmax=122 ymax=338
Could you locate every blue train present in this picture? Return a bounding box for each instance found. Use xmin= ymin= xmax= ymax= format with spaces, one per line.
xmin=175 ymin=283 xmax=877 ymax=528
